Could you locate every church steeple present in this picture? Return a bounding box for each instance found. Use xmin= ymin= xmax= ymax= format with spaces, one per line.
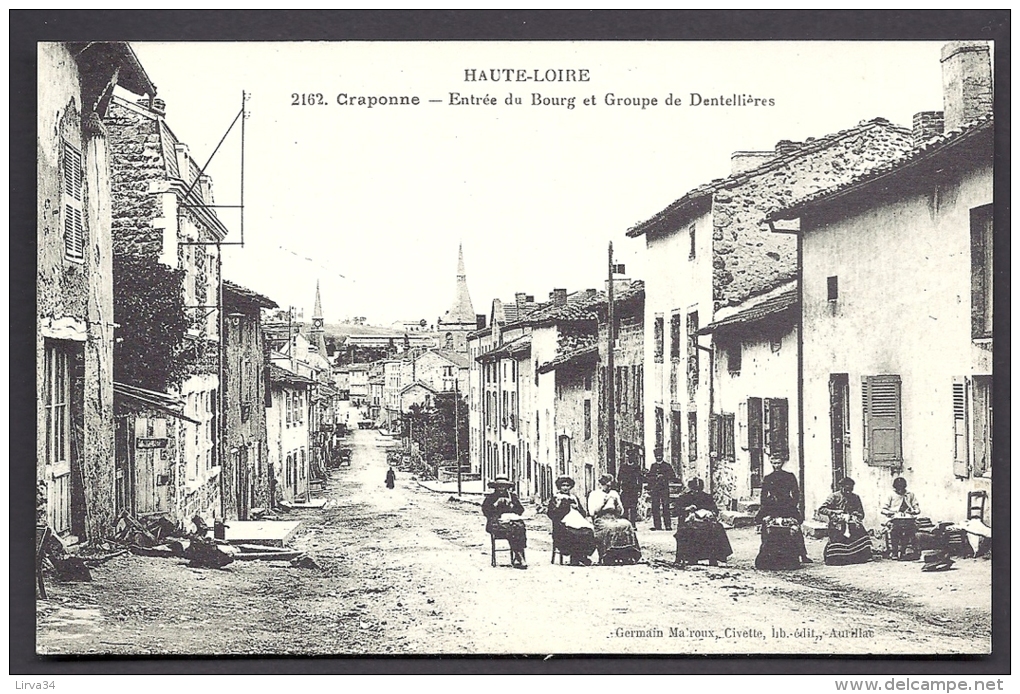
xmin=442 ymin=243 xmax=476 ymax=326
xmin=311 ymin=280 xmax=328 ymax=357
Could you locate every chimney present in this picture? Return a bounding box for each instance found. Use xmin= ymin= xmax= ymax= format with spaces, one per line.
xmin=730 ymin=150 xmax=774 ymax=174
xmin=515 ymin=292 xmax=527 ymax=314
xmin=586 ymin=288 xmax=598 ymax=299
xmin=551 ymin=288 xmax=567 ymax=306
xmin=525 ymin=294 xmax=534 ymax=303
xmin=774 ymin=140 xmax=803 ymax=157
xmin=476 ymin=314 xmax=486 ymax=330
xmin=941 ymin=41 xmax=992 ymax=132
xmin=174 ymin=143 xmax=190 ymax=183
xmin=912 ymin=111 xmax=945 ymax=146
xmin=199 ymin=174 xmax=215 ymax=204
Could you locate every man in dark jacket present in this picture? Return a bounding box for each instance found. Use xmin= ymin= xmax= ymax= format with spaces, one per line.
xmin=647 ymin=451 xmax=677 ymax=531
xmin=616 ymin=452 xmax=644 ymax=526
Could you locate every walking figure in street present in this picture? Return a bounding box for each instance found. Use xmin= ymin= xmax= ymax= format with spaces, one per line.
xmin=482 ymin=476 xmax=528 ymax=569
xmin=385 ymin=465 xmax=396 ymax=490
xmin=647 ymin=450 xmax=676 ymax=531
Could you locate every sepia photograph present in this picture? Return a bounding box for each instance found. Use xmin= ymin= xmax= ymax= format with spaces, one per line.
xmin=16 ymin=10 xmax=1006 ymax=678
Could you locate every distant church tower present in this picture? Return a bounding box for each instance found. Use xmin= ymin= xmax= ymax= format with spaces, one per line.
xmin=436 ymin=244 xmax=477 ymax=353
xmin=311 ymin=280 xmax=329 ymax=358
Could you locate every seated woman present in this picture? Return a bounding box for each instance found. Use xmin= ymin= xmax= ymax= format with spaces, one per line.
xmin=546 ymin=476 xmax=596 ymax=566
xmin=880 ymin=476 xmax=921 ymax=560
xmin=755 ymin=458 xmax=810 ymax=570
xmin=481 ymin=476 xmax=528 ymax=569
xmin=674 ymin=478 xmax=732 ymax=567
xmin=587 ymin=475 xmax=641 ymax=565
xmin=817 ymin=477 xmax=872 ymax=566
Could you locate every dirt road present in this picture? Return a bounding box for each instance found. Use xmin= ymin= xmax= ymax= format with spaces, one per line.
xmin=36 ymin=430 xmax=991 ymax=655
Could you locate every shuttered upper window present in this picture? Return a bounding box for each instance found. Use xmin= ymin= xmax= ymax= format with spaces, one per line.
xmin=62 ymin=140 xmax=85 ymax=261
xmin=862 ymin=375 xmax=902 ymax=467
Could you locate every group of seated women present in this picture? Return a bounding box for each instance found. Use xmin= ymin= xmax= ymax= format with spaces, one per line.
xmin=483 ymin=462 xmax=918 ymax=571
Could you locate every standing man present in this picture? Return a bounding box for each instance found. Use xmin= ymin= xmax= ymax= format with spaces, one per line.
xmin=616 ymin=451 xmax=644 ymax=526
xmin=647 ymin=450 xmax=677 ymax=531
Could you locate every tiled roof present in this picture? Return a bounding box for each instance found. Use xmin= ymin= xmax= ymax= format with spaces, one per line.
xmin=476 ymin=334 xmax=532 ymax=363
xmin=765 ymin=116 xmax=993 ymax=222
xmin=701 ymin=282 xmax=797 ymax=333
xmin=627 ymin=118 xmax=911 ymax=238
xmin=537 ymin=344 xmax=599 ymax=375
xmin=223 ymin=279 xmax=278 ymax=309
xmin=432 ymin=349 xmax=471 ymax=369
xmin=268 ymin=364 xmax=315 ymax=387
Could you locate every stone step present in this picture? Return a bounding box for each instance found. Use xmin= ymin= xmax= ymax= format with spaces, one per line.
xmin=719 ymin=510 xmax=758 ymax=529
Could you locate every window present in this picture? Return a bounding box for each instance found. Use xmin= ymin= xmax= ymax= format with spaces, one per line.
xmin=43 ymin=342 xmax=71 ymax=474
xmin=763 ymin=397 xmax=789 ymax=462
xmin=687 ymin=411 xmax=698 ymax=461
xmin=670 ymin=313 xmax=682 ymax=361
xmin=62 ymin=140 xmax=85 ymax=261
xmin=827 ymin=276 xmax=839 ymax=302
xmin=956 ymin=376 xmax=992 ymax=478
xmin=686 ymin=311 xmax=699 ymax=399
xmin=970 ymin=205 xmax=993 ymax=338
xmin=653 ymin=315 xmax=664 ymax=363
xmin=655 ymin=407 xmax=665 ymax=453
xmin=726 ymin=341 xmax=742 ymax=374
xmin=971 ymin=376 xmax=992 ymax=478
xmin=634 ymin=365 xmax=643 ymax=420
xmin=710 ymin=413 xmax=736 ymax=460
xmin=208 ymin=389 xmax=218 ymax=469
xmin=862 ymin=375 xmax=902 ymax=467
xmin=584 ymin=399 xmax=592 ymax=440
xmin=688 ymin=224 xmax=696 ymax=260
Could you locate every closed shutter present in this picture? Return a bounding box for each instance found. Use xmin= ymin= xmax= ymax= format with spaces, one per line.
xmin=62 ymin=141 xmax=85 ymax=261
xmin=971 ymin=376 xmax=991 ymax=478
xmin=747 ymin=397 xmax=763 ymax=452
xmin=766 ymin=398 xmax=790 ymax=462
xmin=737 ymin=400 xmax=748 ymax=450
xmin=862 ymin=375 xmax=902 ymax=467
xmin=952 ymin=377 xmax=970 ymax=478
xmin=709 ymin=415 xmax=720 ymax=459
xmin=722 ymin=413 xmax=736 ymax=459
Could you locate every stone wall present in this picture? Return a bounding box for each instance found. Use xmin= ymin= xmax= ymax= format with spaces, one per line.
xmin=712 ymin=121 xmax=914 ymax=309
xmin=107 ymin=100 xmax=163 ymax=259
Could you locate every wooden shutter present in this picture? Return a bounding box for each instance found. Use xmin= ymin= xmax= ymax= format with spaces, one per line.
xmin=722 ymin=413 xmax=736 ymax=459
xmin=862 ymin=375 xmax=902 ymax=467
xmin=971 ymin=376 xmax=991 ymax=478
xmin=737 ymin=400 xmax=748 ymax=450
xmin=747 ymin=397 xmax=763 ymax=451
xmin=709 ymin=415 xmax=720 ymax=459
xmin=62 ymin=141 xmax=85 ymax=261
xmin=952 ymin=377 xmax=970 ymax=478
xmin=767 ymin=398 xmax=790 ymax=462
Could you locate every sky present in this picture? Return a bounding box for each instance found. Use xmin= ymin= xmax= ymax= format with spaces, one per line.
xmin=124 ymin=41 xmax=945 ymax=326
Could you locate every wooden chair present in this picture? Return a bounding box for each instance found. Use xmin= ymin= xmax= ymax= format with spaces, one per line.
xmin=966 ymin=491 xmax=988 ymax=523
xmin=490 ymin=533 xmax=513 ymax=567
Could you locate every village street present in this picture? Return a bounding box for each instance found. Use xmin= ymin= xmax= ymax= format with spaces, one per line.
xmin=36 ymin=430 xmax=991 ymax=656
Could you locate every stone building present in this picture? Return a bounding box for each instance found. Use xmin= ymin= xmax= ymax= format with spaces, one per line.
xmin=222 ymin=280 xmax=277 ymax=519
xmin=698 ymin=280 xmax=798 ymax=514
xmin=107 ymin=93 xmax=229 ymax=523
xmin=765 ymin=42 xmax=994 ymax=528
xmin=596 ymin=281 xmax=645 ymax=480
xmin=628 ymin=116 xmax=915 ymax=505
xmin=37 ymin=42 xmax=154 ymax=542
xmin=266 ymin=365 xmax=314 ymax=503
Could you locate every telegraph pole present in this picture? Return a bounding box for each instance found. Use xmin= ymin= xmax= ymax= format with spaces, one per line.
xmin=607 ymin=242 xmax=616 ymax=477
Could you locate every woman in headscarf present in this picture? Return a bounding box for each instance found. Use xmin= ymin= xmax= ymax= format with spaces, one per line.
xmin=481 ymin=476 xmax=528 ymax=569
xmin=817 ymin=477 xmax=872 ymax=565
xmin=674 ymin=478 xmax=732 ymax=567
xmin=546 ymin=476 xmax=596 ymax=566
xmin=754 ymin=458 xmax=810 ymax=570
xmin=587 ymin=475 xmax=641 ymax=565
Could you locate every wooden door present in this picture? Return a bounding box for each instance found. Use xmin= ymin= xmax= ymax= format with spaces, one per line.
xmin=133 ymin=418 xmax=156 ymax=514
xmin=829 ymin=374 xmax=850 ymax=488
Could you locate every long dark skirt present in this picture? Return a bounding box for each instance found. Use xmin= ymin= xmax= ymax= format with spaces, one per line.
xmin=823 ymin=524 xmax=873 ymax=566
xmin=594 ymin=516 xmax=641 ymax=564
xmin=553 ymin=523 xmax=596 ymax=559
xmin=755 ymin=521 xmax=805 ymax=571
xmin=675 ymin=519 xmax=733 ymax=564
xmin=488 ymin=519 xmax=527 ymax=554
